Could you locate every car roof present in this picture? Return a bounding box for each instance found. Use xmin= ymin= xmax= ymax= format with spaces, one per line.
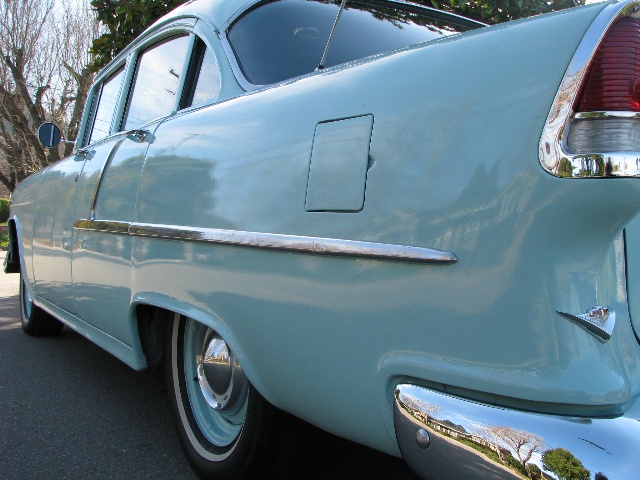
xmin=151 ymin=0 xmax=256 ymax=31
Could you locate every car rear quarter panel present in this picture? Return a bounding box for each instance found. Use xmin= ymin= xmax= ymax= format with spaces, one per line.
xmin=127 ymin=3 xmax=640 ymax=455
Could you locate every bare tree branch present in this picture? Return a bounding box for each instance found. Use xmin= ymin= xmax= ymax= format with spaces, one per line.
xmin=0 ymin=0 xmax=97 ymax=192
xmin=484 ymin=425 xmax=545 ymax=468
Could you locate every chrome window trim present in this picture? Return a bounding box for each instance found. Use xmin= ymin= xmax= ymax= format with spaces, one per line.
xmin=539 ymin=0 xmax=640 ymax=178
xmin=363 ymin=0 xmax=486 ymax=29
xmin=72 ymin=220 xmax=458 ymax=264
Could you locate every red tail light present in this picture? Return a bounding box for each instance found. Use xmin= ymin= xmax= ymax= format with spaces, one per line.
xmin=576 ymin=16 xmax=640 ymax=112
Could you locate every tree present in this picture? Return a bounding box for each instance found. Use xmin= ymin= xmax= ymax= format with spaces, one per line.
xmin=484 ymin=426 xmax=545 ymax=467
xmin=89 ymin=0 xmax=187 ymax=72
xmin=527 ymin=463 xmax=543 ymax=480
xmin=0 ymin=0 xmax=98 ymax=192
xmin=542 ymin=447 xmax=591 ymax=480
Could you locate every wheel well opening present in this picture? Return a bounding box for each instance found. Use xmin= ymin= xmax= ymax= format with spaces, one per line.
xmin=136 ymin=305 xmax=174 ymax=368
xmin=4 ymin=219 xmax=21 ymax=274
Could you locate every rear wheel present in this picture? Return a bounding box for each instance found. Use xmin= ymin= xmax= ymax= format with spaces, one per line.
xmin=167 ymin=314 xmax=277 ymax=479
xmin=20 ymin=274 xmax=63 ymax=336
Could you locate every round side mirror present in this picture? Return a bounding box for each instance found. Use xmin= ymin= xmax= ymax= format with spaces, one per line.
xmin=38 ymin=122 xmax=62 ymax=148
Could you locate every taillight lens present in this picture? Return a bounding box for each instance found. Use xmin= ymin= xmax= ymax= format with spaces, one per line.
xmin=567 ymin=16 xmax=640 ymax=157
xmin=576 ymin=17 xmax=640 ymax=112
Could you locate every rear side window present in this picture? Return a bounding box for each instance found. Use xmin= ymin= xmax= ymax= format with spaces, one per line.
xmin=227 ymin=0 xmax=479 ymax=85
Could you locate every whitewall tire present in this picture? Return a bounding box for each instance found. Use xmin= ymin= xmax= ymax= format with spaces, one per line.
xmin=166 ymin=314 xmax=278 ymax=479
xmin=20 ymin=273 xmax=63 ymax=337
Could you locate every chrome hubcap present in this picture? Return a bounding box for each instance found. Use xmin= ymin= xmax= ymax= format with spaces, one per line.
xmin=196 ymin=330 xmax=248 ymax=413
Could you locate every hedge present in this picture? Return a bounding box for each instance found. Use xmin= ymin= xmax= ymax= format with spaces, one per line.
xmin=0 ymin=198 xmax=9 ymax=223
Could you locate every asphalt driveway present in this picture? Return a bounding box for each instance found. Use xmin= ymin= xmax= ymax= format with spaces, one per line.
xmin=0 ymin=271 xmax=418 ymax=479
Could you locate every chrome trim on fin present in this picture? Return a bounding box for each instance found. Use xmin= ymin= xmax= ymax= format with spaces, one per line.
xmin=557 ymin=306 xmax=615 ymax=342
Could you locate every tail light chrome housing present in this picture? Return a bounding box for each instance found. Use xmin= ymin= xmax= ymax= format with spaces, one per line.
xmin=540 ymin=0 xmax=640 ymax=178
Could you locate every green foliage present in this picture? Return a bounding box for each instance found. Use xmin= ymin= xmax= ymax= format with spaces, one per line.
xmin=89 ymin=0 xmax=187 ymax=72
xmin=504 ymin=453 xmax=529 ymax=477
xmin=0 ymin=231 xmax=8 ymax=248
xmin=454 ymin=436 xmax=501 ymax=463
xmin=527 ymin=463 xmax=543 ymax=480
xmin=542 ymin=448 xmax=590 ymax=480
xmin=0 ymin=198 xmax=10 ymax=223
xmin=425 ymin=0 xmax=585 ymax=24
xmin=558 ymin=158 xmax=574 ymax=177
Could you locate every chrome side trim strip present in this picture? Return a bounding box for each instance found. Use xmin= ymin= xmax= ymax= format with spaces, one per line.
xmin=72 ymin=220 xmax=458 ymax=264
xmin=539 ymin=0 xmax=640 ymax=178
xmin=74 ymin=220 xmax=130 ymax=234
xmin=129 ymin=223 xmax=458 ymax=263
xmin=394 ymin=384 xmax=640 ymax=480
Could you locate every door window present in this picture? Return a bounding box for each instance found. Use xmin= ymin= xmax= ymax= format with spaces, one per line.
xmin=191 ymin=47 xmax=221 ymax=107
xmin=181 ymin=38 xmax=222 ymax=109
xmin=123 ymin=35 xmax=191 ymax=130
xmin=83 ymin=27 xmax=221 ymax=147
xmin=87 ymin=67 xmax=125 ymax=145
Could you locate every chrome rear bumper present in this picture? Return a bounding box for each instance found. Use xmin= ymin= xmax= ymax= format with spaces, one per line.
xmin=393 ymin=384 xmax=640 ymax=480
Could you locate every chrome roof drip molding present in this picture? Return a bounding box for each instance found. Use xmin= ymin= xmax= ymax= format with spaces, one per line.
xmin=539 ymin=0 xmax=640 ymax=178
xmin=73 ymin=220 xmax=458 ymax=264
xmin=557 ymin=306 xmax=616 ymax=342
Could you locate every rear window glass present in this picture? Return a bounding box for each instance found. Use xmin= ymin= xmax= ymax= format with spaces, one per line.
xmin=228 ymin=0 xmax=338 ymax=85
xmin=227 ymin=0 xmax=478 ymax=85
xmin=324 ymin=1 xmax=469 ymax=67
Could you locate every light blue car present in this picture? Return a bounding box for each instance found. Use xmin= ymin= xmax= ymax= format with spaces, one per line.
xmin=5 ymin=0 xmax=640 ymax=478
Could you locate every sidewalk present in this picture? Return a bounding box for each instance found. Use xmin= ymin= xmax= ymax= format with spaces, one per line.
xmin=0 ymin=270 xmax=19 ymax=301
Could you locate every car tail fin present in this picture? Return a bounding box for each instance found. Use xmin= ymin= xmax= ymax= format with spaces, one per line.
xmin=539 ymin=1 xmax=640 ymax=178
